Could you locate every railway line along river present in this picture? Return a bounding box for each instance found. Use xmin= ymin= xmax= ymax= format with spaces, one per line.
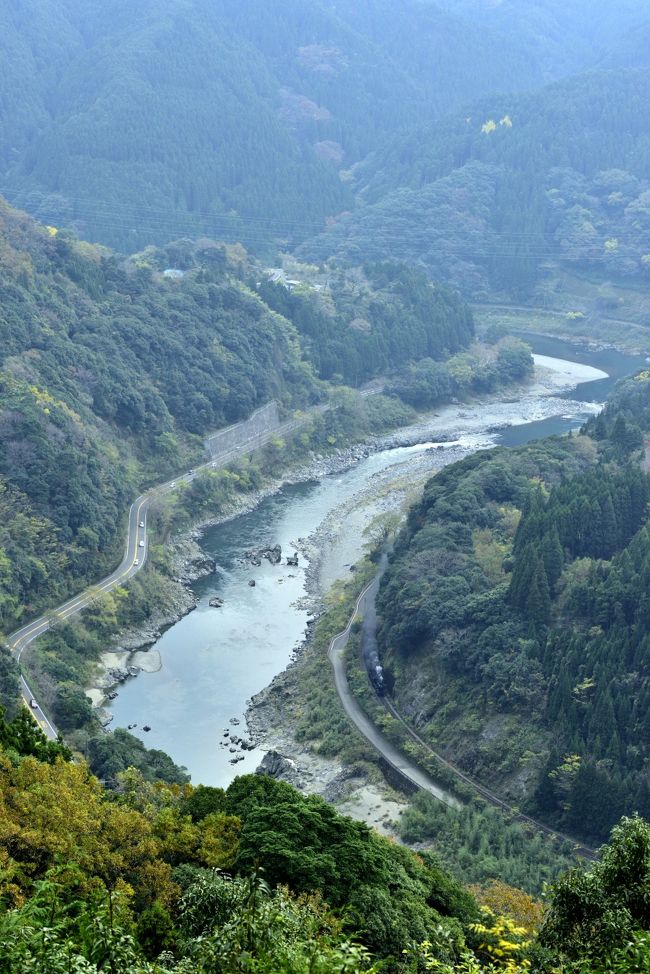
xmin=109 ymin=337 xmax=644 ymax=786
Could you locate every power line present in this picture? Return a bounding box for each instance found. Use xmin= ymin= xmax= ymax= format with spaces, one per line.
xmin=3 ymin=188 xmax=649 ymax=247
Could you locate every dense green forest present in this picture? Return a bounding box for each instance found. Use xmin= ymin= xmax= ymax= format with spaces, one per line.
xmin=441 ymin=0 xmax=649 ymax=74
xmin=256 ymin=263 xmax=474 ymax=384
xmin=377 ymin=370 xmax=650 ymax=846
xmin=0 ymin=0 xmax=561 ymax=253
xmin=0 ymin=0 xmax=647 ymax=309
xmin=0 ymin=200 xmax=317 ymax=635
xmin=302 ymin=67 xmax=650 ymax=299
xmin=4 ymin=705 xmax=650 ymax=972
xmin=0 ymin=708 xmax=480 ymax=971
xmin=599 ymin=20 xmax=650 ymax=69
xmin=0 ymin=199 xmax=481 ymax=641
xmin=1 ymin=0 xmax=648 ymax=290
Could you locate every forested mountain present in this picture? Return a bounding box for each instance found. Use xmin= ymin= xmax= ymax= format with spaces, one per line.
xmin=256 ymin=263 xmax=474 ymax=385
xmin=377 ymin=371 xmax=650 ymax=845
xmin=5 ymin=699 xmax=650 ymax=971
xmin=599 ymin=21 xmax=650 ymax=69
xmin=0 ymin=198 xmax=477 ymax=640
xmin=301 ymin=68 xmax=650 ymax=299
xmin=0 ymin=0 xmax=554 ymax=253
xmin=440 ymin=0 xmax=649 ymax=76
xmin=2 ymin=0 xmax=647 ymax=291
xmin=0 ymin=200 xmax=318 ymax=635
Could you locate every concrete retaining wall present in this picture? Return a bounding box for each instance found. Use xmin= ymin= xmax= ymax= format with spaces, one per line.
xmin=204 ymin=401 xmax=280 ymax=458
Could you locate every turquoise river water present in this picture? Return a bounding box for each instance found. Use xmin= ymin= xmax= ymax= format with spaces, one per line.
xmin=110 ymin=337 xmax=645 ymax=785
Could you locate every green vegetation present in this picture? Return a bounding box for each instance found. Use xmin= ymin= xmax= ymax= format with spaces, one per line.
xmin=5 ymin=705 xmax=650 ymax=972
xmin=0 ymin=201 xmax=319 ymax=637
xmin=302 ymin=68 xmax=650 ymax=301
xmin=342 ymin=617 xmax=580 ymax=895
xmin=377 ymin=371 xmax=650 ymax=846
xmin=292 ymin=559 xmax=382 ymax=765
xmin=0 ymin=710 xmax=481 ymax=972
xmin=0 ymin=0 xmax=563 ymax=254
xmin=399 ymin=793 xmax=577 ymax=894
xmin=257 ymin=263 xmax=474 ymax=385
xmin=442 ymin=0 xmax=648 ymax=74
xmin=475 ymin=304 xmax=650 ymax=355
xmin=388 ymin=339 xmax=533 ymax=410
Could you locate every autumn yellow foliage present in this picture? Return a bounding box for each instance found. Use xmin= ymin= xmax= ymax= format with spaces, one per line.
xmin=0 ymin=755 xmax=240 ymax=909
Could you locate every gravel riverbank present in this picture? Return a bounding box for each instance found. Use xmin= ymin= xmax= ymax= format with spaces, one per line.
xmin=243 ymin=358 xmax=605 ymax=835
xmin=88 ymin=354 xmax=603 ymax=811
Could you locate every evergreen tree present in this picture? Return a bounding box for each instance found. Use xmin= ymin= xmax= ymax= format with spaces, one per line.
xmin=542 ymin=528 xmax=564 ymax=592
xmin=526 ymin=557 xmax=551 ymax=630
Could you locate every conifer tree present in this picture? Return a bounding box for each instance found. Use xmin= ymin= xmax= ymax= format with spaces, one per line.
xmin=526 ymin=556 xmax=551 ymax=630
xmin=542 ymin=527 xmax=564 ymax=592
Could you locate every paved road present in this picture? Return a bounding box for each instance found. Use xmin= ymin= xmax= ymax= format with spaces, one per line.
xmin=6 ymin=381 xmax=388 ymax=740
xmin=6 ymin=411 xmax=318 ymax=739
xmin=327 ymin=555 xmax=460 ymax=809
xmin=328 ymin=557 xmax=596 ymax=858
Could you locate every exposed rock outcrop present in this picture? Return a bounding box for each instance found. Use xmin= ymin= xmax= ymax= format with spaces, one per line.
xmin=244 ymin=544 xmax=282 ymax=566
xmin=256 ymin=749 xmax=302 ymax=786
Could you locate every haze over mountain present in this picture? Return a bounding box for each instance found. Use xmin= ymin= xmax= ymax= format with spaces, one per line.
xmin=440 ymin=0 xmax=649 ymax=75
xmin=301 ymin=66 xmax=650 ymax=299
xmin=1 ymin=0 xmax=646 ymax=255
xmin=5 ymin=4 xmax=650 ymax=972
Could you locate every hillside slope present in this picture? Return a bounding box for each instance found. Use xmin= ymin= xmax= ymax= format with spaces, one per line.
xmin=377 ymin=371 xmax=650 ymax=845
xmin=301 ymin=68 xmax=650 ymax=300
xmin=0 ymin=0 xmax=567 ymax=252
xmin=441 ymin=0 xmax=649 ymax=76
xmin=0 ymin=200 xmax=320 ymax=636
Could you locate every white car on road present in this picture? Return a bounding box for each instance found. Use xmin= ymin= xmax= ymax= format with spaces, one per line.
xmin=139 ymin=540 xmax=145 ymax=548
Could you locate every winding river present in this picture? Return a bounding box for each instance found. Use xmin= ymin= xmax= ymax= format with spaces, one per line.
xmin=110 ymin=337 xmax=644 ymax=785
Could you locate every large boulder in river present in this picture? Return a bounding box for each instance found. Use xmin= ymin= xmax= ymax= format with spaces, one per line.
xmin=256 ymin=749 xmax=301 ymax=785
xmin=263 ymin=544 xmax=282 ymax=565
xmin=245 ymin=544 xmax=282 ymax=566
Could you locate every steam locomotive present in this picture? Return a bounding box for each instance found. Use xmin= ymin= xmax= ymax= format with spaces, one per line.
xmin=367 ymin=651 xmax=385 ymax=696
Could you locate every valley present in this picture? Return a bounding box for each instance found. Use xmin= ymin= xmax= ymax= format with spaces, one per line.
xmin=3 ymin=3 xmax=650 ymax=970
xmin=104 ymin=340 xmax=627 ymax=789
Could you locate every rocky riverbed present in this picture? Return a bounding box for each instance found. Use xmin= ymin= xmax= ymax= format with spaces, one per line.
xmin=85 ymin=444 xmax=377 ymax=715
xmin=88 ymin=351 xmax=605 ymax=817
xmin=243 ymin=356 xmax=609 ymax=834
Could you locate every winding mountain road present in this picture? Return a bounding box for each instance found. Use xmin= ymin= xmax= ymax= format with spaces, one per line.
xmin=8 ymin=479 xmax=189 ymax=737
xmin=328 ymin=556 xmax=597 ymax=858
xmin=6 ymin=403 xmax=317 ymax=740
xmin=327 ymin=554 xmax=460 ymax=809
